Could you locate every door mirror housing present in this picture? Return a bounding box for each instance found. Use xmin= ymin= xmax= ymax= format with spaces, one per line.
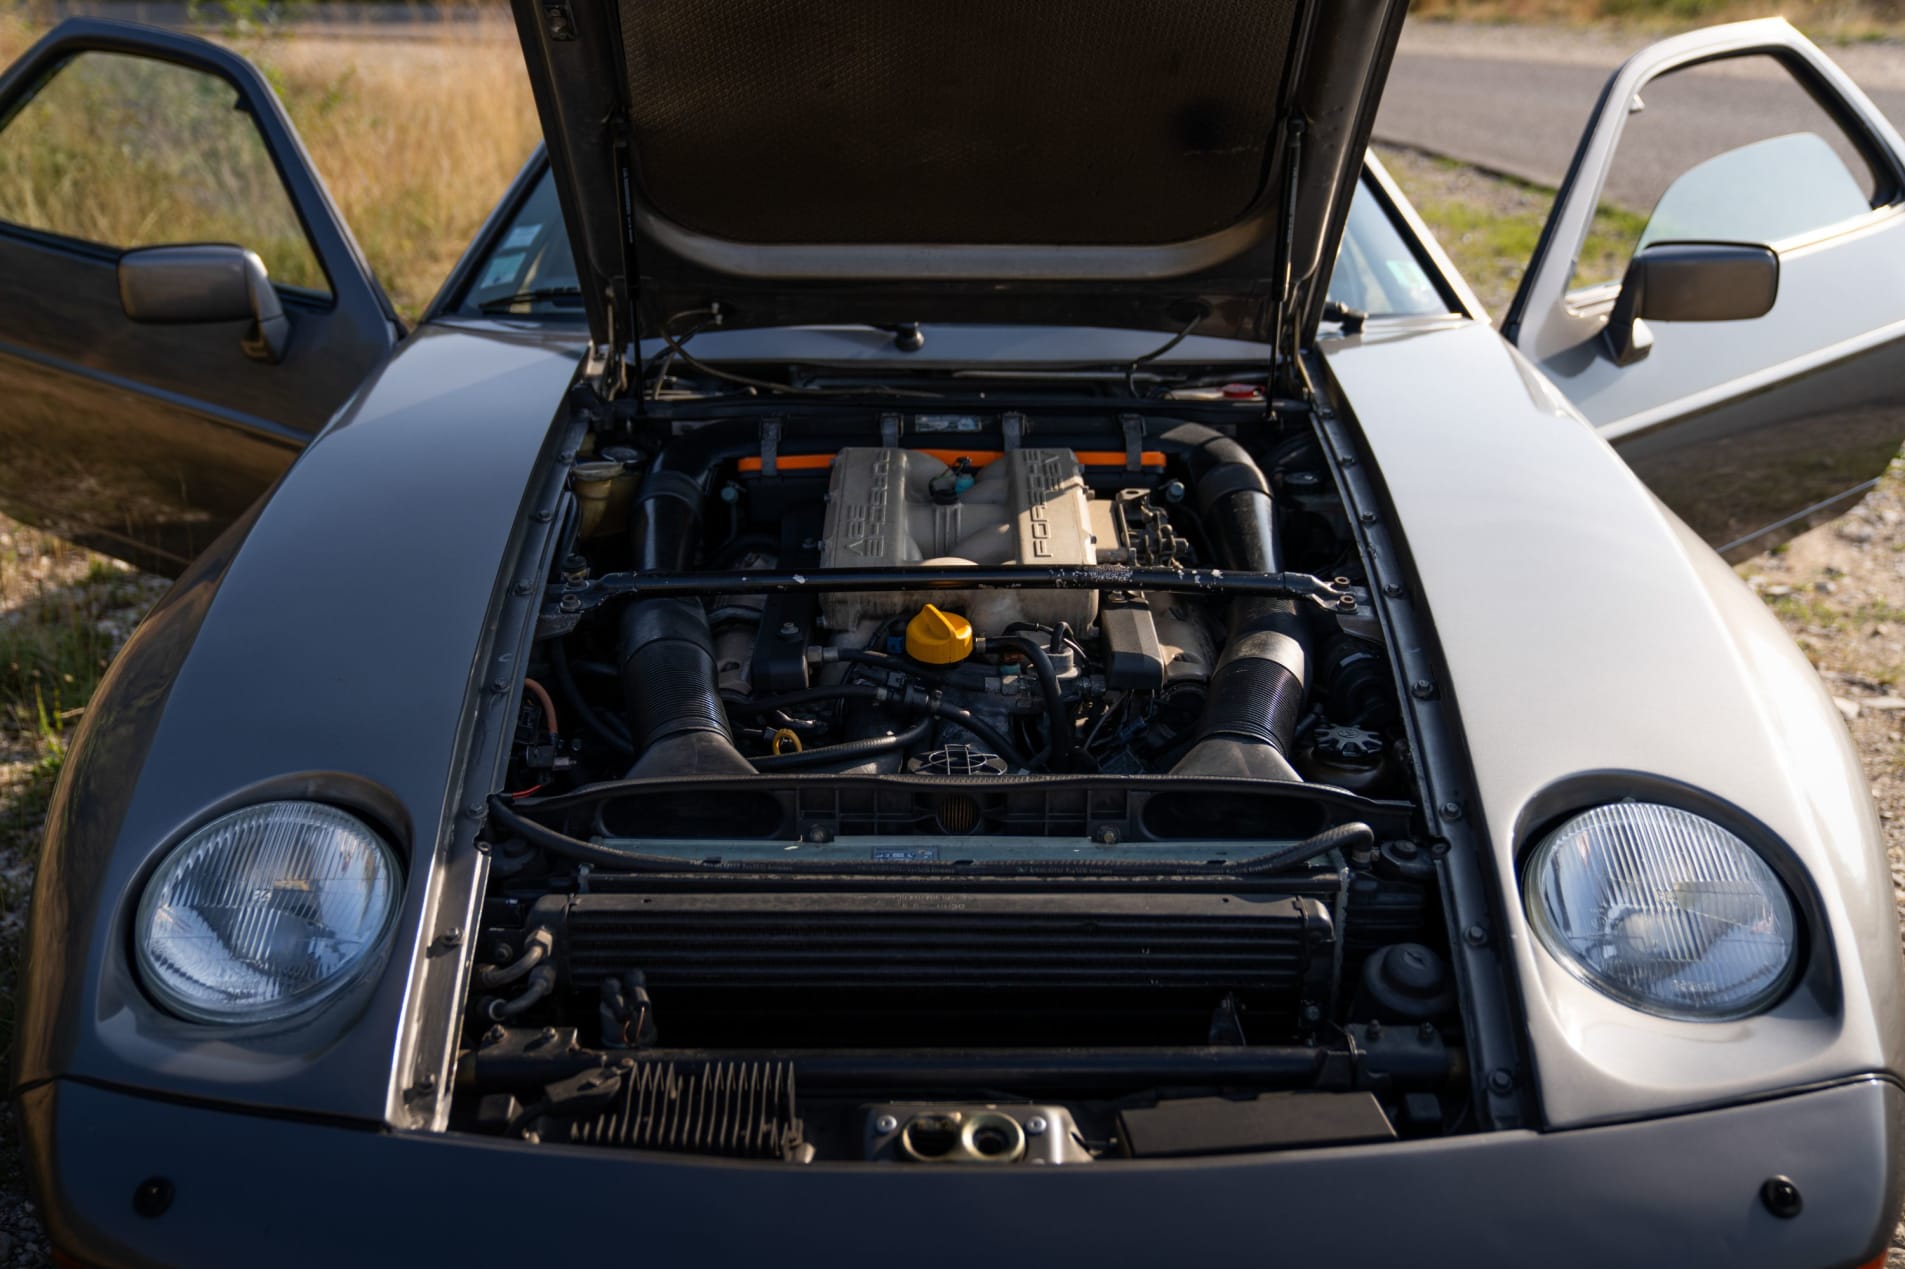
xmin=1603 ymin=241 xmax=1779 ymax=367
xmin=117 ymin=244 xmax=290 ymax=363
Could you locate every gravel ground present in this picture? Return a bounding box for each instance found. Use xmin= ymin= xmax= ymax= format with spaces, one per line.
xmin=0 ymin=528 xmax=168 ymax=1266
xmin=1738 ymin=471 xmax=1905 ymax=1269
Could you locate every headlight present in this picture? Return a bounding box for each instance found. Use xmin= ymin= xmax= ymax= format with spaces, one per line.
xmin=1524 ymin=802 xmax=1797 ymax=1021
xmin=135 ymin=801 xmax=400 ymax=1023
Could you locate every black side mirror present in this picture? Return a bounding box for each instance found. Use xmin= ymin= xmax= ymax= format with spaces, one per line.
xmin=117 ymin=244 xmax=290 ymax=364
xmin=1603 ymin=241 xmax=1779 ymax=367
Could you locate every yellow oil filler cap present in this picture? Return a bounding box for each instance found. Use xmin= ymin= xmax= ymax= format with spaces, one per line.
xmin=905 ymin=604 xmax=974 ymax=664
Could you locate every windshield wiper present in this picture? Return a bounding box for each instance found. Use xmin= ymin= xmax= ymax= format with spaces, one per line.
xmin=478 ymin=285 xmax=584 ymax=314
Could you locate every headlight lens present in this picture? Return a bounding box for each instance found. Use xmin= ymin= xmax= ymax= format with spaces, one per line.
xmin=135 ymin=801 xmax=400 ymax=1023
xmin=1525 ymin=802 xmax=1797 ymax=1021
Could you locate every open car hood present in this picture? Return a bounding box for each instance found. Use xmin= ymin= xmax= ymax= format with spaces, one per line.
xmin=511 ymin=0 xmax=1408 ymax=356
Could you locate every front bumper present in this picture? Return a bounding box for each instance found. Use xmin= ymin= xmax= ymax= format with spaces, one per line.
xmin=21 ymin=1075 xmax=1904 ymax=1267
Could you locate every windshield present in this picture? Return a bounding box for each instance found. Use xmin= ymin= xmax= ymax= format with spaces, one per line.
xmin=463 ymin=169 xmax=581 ymax=314
xmin=458 ymin=167 xmax=1453 ymax=323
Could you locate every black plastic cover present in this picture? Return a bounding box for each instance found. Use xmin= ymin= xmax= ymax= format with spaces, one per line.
xmin=1118 ymin=1091 xmax=1394 ymax=1157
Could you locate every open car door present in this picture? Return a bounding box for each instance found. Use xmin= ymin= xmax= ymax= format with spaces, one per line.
xmin=0 ymin=19 xmax=399 ymax=574
xmin=1502 ymin=19 xmax=1905 ymax=560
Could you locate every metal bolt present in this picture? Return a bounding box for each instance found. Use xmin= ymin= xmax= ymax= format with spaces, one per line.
xmin=1358 ymin=511 xmax=1378 ymax=525
xmin=1463 ymin=924 xmax=1488 ymax=947
xmin=1340 ymin=454 xmax=1358 ymax=467
xmin=482 ymin=1025 xmax=506 ymax=1045
xmin=1366 ymin=1019 xmax=1383 ymax=1040
xmin=778 ymin=621 xmax=802 ymax=641
xmin=874 ymin=1114 xmax=899 ymax=1135
xmin=1440 ymin=800 xmax=1464 ymax=820
xmin=559 ymin=450 xmax=577 ymax=463
xmin=1098 ymin=827 xmax=1120 ymax=845
xmin=433 ymin=927 xmax=463 ymax=952
xmin=464 ymin=801 xmax=486 ymax=819
xmin=409 ymin=1072 xmax=438 ymax=1099
xmin=1760 ymin=1176 xmax=1803 ymax=1219
xmin=1024 ymin=1116 xmax=1049 ymax=1136
xmin=534 ymin=509 xmax=554 ymax=523
xmin=1418 ymin=1022 xmax=1436 ymax=1041
xmin=1382 ymin=582 xmax=1405 ymax=598
xmin=490 ymin=678 xmax=510 ymax=694
xmin=490 ymin=943 xmax=515 ymax=963
xmin=1302 ymin=1003 xmax=1322 ymax=1022
xmin=513 ymin=580 xmax=534 ymax=596
xmin=1486 ymin=1068 xmax=1516 ymax=1096
xmin=558 ymin=594 xmax=582 ymax=614
xmin=1409 ymin=679 xmax=1435 ymax=700
xmin=1336 ymin=594 xmax=1357 ymax=610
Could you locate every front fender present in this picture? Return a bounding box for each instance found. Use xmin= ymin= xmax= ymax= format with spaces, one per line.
xmin=12 ymin=322 xmax=584 ymax=1125
xmin=1323 ymin=318 xmax=1905 ymax=1127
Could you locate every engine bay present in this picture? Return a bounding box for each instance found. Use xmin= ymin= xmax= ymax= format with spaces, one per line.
xmin=458 ymin=403 xmax=1475 ymax=1164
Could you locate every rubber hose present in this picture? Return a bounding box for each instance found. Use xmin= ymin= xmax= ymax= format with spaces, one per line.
xmin=751 ymin=715 xmax=933 ymax=771
xmin=995 ymin=633 xmax=1073 ymax=770
xmin=725 ymin=685 xmax=1028 ymax=768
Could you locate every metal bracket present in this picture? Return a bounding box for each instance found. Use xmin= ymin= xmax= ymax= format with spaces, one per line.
xmin=759 ymin=418 xmax=782 ymax=476
xmin=1001 ymin=411 xmax=1025 ymax=451
xmin=1119 ymin=413 xmax=1145 ymax=472
xmin=880 ymin=413 xmax=901 ymax=448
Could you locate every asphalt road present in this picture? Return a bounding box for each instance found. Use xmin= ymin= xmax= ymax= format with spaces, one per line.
xmin=1374 ymin=25 xmax=1905 ymax=209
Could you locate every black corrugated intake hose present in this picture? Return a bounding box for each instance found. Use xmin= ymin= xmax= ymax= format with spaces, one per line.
xmin=618 ymin=468 xmax=757 ymax=779
xmin=1153 ymin=422 xmax=1311 ymax=783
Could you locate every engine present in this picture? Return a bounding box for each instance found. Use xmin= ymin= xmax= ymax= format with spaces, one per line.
xmin=555 ymin=418 xmax=1334 ymax=786
xmin=817 ymin=446 xmax=1106 ymax=633
xmin=457 ymin=407 xmax=1473 ymax=1164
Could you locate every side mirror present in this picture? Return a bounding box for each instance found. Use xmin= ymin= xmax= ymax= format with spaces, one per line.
xmin=1603 ymin=241 xmax=1778 ymax=367
xmin=117 ymin=244 xmax=290 ymax=364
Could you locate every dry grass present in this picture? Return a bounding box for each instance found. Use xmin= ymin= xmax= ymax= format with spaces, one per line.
xmin=0 ymin=7 xmax=538 ymax=320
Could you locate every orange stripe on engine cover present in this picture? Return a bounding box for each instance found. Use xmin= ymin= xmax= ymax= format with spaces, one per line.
xmin=736 ymin=449 xmax=1165 ymax=474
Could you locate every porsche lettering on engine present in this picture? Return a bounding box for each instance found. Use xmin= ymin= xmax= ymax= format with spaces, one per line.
xmin=817 ymin=447 xmax=1099 ymax=634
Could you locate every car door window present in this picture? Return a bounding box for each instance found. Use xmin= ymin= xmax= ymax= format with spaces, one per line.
xmin=1569 ymin=52 xmax=1882 ymax=294
xmin=0 ymin=50 xmax=327 ymax=295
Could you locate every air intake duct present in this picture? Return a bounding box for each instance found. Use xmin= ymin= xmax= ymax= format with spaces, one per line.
xmin=619 ymin=469 xmax=754 ymax=779
xmin=1155 ymin=423 xmax=1310 ymax=783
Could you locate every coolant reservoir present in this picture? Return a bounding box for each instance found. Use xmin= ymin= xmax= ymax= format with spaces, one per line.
xmin=818 ymin=448 xmax=1098 ymax=634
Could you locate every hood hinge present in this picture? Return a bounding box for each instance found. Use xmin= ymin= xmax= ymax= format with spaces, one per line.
xmin=590 ymin=288 xmax=633 ymax=402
